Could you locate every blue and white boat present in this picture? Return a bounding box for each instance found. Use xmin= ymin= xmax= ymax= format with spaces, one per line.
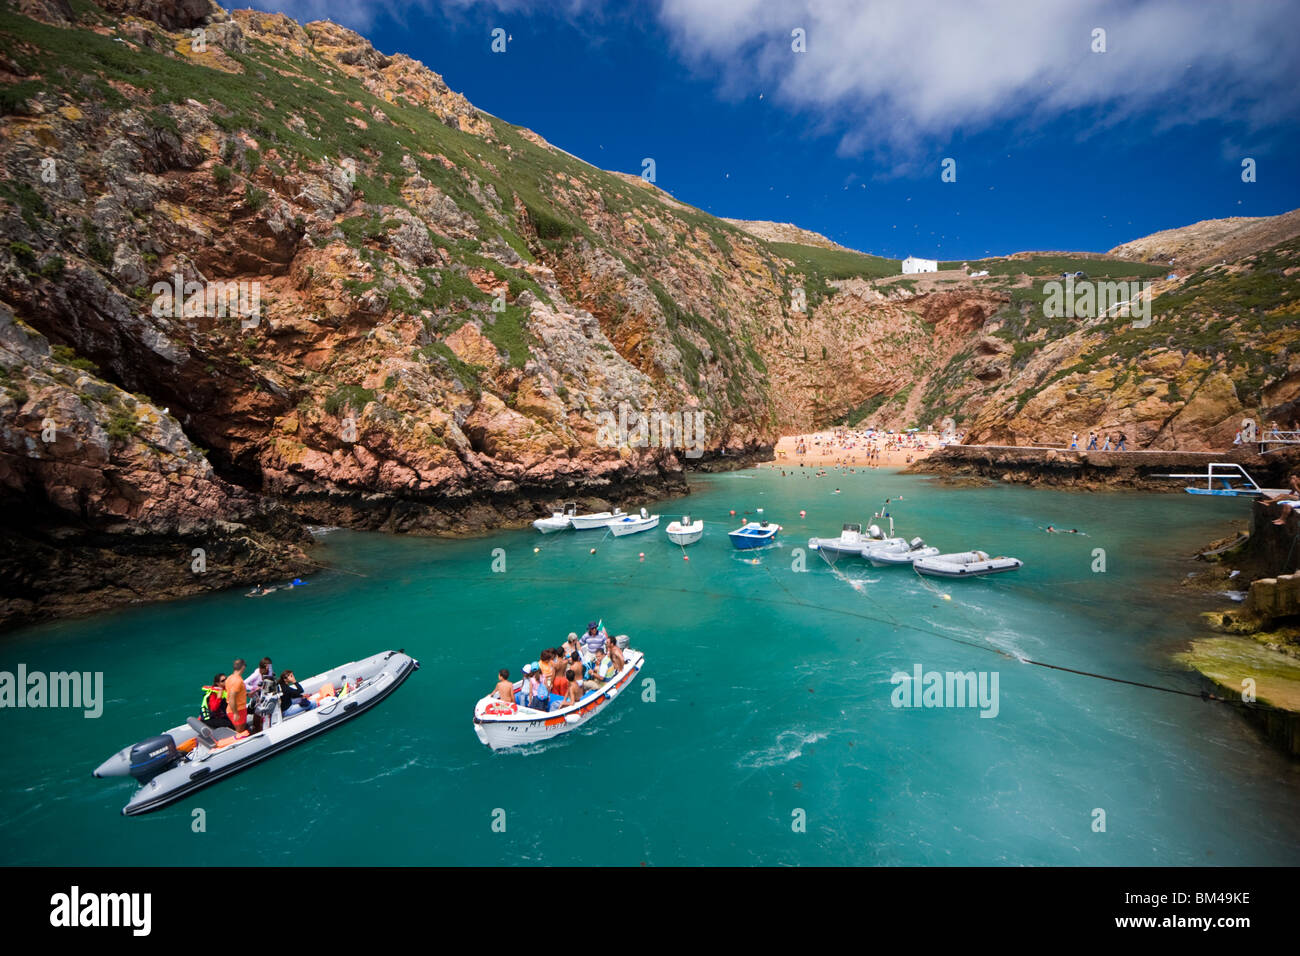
xmin=729 ymin=520 xmax=780 ymax=550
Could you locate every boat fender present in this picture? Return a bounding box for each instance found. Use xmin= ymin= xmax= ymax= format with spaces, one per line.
xmin=484 ymin=701 xmax=518 ymax=717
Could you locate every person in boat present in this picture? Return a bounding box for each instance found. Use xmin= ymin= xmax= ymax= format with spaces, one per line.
xmin=494 ymin=669 xmax=514 ymax=704
xmin=538 ymin=649 xmax=557 ymax=687
xmin=581 ymin=621 xmax=607 ymax=657
xmin=279 ymin=670 xmax=316 ymax=717
xmin=515 ymin=665 xmax=535 ymax=707
xmin=605 ymin=636 xmax=625 ymax=672
xmin=548 ymin=667 xmax=570 ymax=710
xmin=562 ymin=633 xmax=581 ymax=659
xmin=225 ymin=660 xmax=249 ymax=734
xmin=583 ymin=648 xmax=616 ymax=691
xmin=526 ymin=669 xmax=550 ymax=711
xmin=564 ymin=670 xmax=584 ymax=704
xmin=200 ymin=674 xmax=232 ymax=729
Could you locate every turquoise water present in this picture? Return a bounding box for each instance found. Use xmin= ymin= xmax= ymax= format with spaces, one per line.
xmin=3 ymin=469 xmax=1298 ymax=866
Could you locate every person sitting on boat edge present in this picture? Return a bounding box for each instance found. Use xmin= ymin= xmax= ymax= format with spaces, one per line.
xmin=200 ymin=674 xmax=232 ymax=729
xmin=605 ymin=636 xmax=625 ymax=672
xmin=562 ymin=633 xmax=581 ymax=659
xmin=565 ymin=670 xmax=584 ymax=705
xmin=279 ymin=670 xmax=316 ymax=717
xmin=494 ymin=669 xmax=515 ymax=704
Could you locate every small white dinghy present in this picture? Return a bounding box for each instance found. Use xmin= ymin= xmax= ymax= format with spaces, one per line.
xmin=914 ymin=550 xmax=1023 ymax=578
xmin=609 ymin=507 xmax=660 ymax=537
xmin=863 ymin=537 xmax=940 ymax=567
xmin=474 ymin=645 xmax=645 ymax=750
xmin=665 ymin=515 xmax=704 ymax=546
xmin=533 ymin=502 xmax=577 ymax=533
xmin=570 ymin=507 xmax=624 ymax=530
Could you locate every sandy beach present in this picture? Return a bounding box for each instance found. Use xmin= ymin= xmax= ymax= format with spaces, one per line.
xmin=762 ymin=429 xmax=952 ymax=469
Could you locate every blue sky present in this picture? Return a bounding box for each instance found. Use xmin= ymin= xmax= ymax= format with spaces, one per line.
xmin=249 ymin=0 xmax=1300 ymax=260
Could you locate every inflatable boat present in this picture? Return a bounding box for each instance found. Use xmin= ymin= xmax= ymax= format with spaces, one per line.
xmin=808 ymin=522 xmax=876 ymax=558
xmin=864 ymin=537 xmax=940 ymax=567
xmin=913 ymin=551 xmax=1023 ymax=578
xmin=473 ymin=647 xmax=645 ymax=749
xmin=94 ymin=650 xmax=419 ymax=816
xmin=533 ymin=502 xmax=577 ymax=533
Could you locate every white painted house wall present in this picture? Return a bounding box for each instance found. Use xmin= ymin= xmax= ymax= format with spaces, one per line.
xmin=901 ymin=256 xmax=938 ymax=274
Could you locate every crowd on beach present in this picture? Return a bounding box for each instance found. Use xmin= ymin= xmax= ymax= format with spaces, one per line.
xmin=771 ymin=427 xmax=954 ymax=469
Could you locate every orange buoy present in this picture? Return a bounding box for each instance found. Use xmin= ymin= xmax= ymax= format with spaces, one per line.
xmin=799 ymin=510 xmax=806 ymax=518
xmin=638 ymin=552 xmax=645 ymax=560
xmin=590 ymin=548 xmax=597 ymax=554
xmin=729 ymin=509 xmax=736 ymax=516
xmin=683 ymin=555 xmax=689 ymax=561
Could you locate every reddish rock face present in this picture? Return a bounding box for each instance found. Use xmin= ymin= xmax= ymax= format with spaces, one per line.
xmin=0 ymin=0 xmax=1294 ymax=627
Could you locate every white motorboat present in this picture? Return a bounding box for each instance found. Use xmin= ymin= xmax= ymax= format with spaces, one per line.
xmin=609 ymin=507 xmax=660 ymax=536
xmin=94 ymin=650 xmax=419 ymax=815
xmin=665 ymin=515 xmax=704 ymax=546
xmin=570 ymin=507 xmax=625 ymax=530
xmin=532 ymin=502 xmax=577 ymax=533
xmin=863 ymin=537 xmax=939 ymax=566
xmin=914 ymin=550 xmax=1023 ymax=578
xmin=473 ymin=647 xmax=645 ymax=749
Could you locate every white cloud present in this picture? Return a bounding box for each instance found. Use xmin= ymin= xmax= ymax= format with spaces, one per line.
xmin=656 ymin=0 xmax=1300 ymax=161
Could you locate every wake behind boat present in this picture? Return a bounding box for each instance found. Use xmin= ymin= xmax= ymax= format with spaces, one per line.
xmin=94 ymin=650 xmax=419 ymax=816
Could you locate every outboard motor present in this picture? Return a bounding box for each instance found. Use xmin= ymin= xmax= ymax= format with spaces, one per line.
xmin=128 ymin=735 xmax=180 ymax=783
xmin=614 ymin=634 xmax=630 ymax=650
xmin=910 ymin=537 xmax=925 ymax=550
xmin=868 ymin=524 xmax=883 ymax=539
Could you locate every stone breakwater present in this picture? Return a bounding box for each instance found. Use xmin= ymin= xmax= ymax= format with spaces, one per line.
xmin=906 ymin=443 xmax=1298 ymax=492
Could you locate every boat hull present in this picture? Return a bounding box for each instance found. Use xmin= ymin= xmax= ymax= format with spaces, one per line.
xmin=866 ymin=546 xmax=940 ymax=567
xmin=533 ymin=516 xmax=571 ymax=533
xmin=473 ymin=652 xmax=644 ymax=750
xmin=666 ymin=523 xmax=703 ymax=546
xmin=570 ymin=512 xmax=617 ymax=529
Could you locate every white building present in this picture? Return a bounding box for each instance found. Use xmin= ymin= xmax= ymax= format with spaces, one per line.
xmin=901 ymin=255 xmax=938 ymax=274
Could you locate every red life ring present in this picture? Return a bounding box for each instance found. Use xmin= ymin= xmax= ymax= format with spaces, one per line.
xmin=484 ymin=701 xmax=517 ymax=717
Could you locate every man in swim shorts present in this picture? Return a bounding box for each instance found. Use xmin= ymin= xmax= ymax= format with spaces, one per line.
xmin=225 ymin=659 xmax=249 ymax=733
